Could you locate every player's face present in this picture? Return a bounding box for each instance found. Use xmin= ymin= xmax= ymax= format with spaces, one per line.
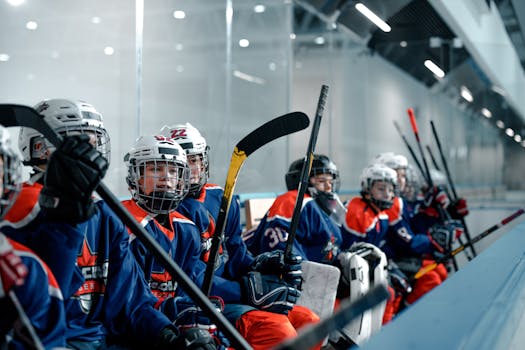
xmin=396 ymin=168 xmax=406 ymax=192
xmin=139 ymin=161 xmax=181 ymax=195
xmin=310 ymin=173 xmax=334 ymax=193
xmin=186 ymin=154 xmax=205 ymax=185
xmin=370 ymin=180 xmax=394 ymax=202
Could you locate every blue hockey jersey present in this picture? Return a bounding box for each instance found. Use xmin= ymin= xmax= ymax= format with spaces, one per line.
xmin=246 ymin=190 xmax=342 ymax=264
xmin=177 ymin=184 xmax=252 ymax=303
xmin=0 ymin=237 xmax=66 ymax=350
xmin=2 ymin=183 xmax=172 ymax=346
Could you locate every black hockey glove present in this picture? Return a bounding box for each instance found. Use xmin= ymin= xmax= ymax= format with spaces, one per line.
xmin=39 ymin=134 xmax=108 ymax=223
xmin=427 ymin=223 xmax=454 ymax=259
xmin=160 ymin=296 xmax=230 ymax=348
xmin=241 ymin=271 xmax=300 ymax=315
xmin=155 ymin=325 xmax=217 ymax=350
xmin=252 ymin=250 xmax=303 ymax=289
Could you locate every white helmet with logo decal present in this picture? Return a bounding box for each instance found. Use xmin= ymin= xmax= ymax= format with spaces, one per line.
xmin=18 ymin=99 xmax=110 ymax=166
xmin=159 ymin=123 xmax=209 ymax=197
xmin=124 ymin=135 xmax=190 ymax=214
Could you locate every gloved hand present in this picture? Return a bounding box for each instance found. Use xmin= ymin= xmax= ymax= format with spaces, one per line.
xmin=160 ymin=296 xmax=229 ymax=348
xmin=173 ymin=296 xmax=224 ymax=334
xmin=387 ymin=260 xmax=412 ymax=294
xmin=155 ymin=325 xmax=217 ymax=350
xmin=241 ymin=271 xmax=300 ymax=315
xmin=427 ymin=223 xmax=454 ymax=257
xmin=252 ymin=251 xmax=303 ymax=290
xmin=39 ymin=134 xmax=108 ymax=223
xmin=449 ymin=198 xmax=469 ymax=219
xmin=424 ymin=185 xmax=450 ymax=210
xmin=0 ymin=234 xmax=28 ymax=298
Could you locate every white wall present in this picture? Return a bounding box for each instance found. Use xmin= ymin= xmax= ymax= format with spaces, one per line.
xmin=0 ymin=0 xmax=506 ymax=198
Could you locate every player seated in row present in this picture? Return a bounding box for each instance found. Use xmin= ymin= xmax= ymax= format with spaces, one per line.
xmin=2 ymin=99 xmax=216 ymax=349
xmin=159 ymin=123 xmax=321 ymax=350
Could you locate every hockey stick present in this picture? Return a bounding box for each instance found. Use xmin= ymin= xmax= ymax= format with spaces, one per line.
xmin=407 ymin=108 xmax=459 ymax=270
xmin=0 ymin=104 xmax=251 ymax=350
xmin=284 ymin=84 xmax=329 ymax=258
xmin=273 ymin=284 xmax=389 ymax=350
xmin=414 ymin=208 xmax=525 ymax=279
xmin=430 ymin=120 xmax=477 ymax=257
xmin=8 ymin=291 xmax=45 ymax=350
xmin=202 ymin=111 xmax=311 ymax=296
xmin=393 ymin=120 xmax=426 ymax=182
xmin=425 ymin=145 xmax=441 ymax=171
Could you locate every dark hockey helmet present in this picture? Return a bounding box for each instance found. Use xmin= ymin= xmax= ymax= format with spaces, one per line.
xmin=285 ymin=154 xmax=340 ymax=192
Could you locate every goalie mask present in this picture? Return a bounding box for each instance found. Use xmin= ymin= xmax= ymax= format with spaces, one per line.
xmin=125 ymin=135 xmax=190 ymax=214
xmin=19 ymin=99 xmax=111 ymax=166
xmin=0 ymin=126 xmax=22 ymax=219
xmin=160 ymin=123 xmax=209 ymax=197
xmin=360 ymin=163 xmax=397 ymax=210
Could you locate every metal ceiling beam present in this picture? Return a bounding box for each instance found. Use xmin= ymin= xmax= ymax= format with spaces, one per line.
xmin=429 ymin=0 xmax=525 ymax=122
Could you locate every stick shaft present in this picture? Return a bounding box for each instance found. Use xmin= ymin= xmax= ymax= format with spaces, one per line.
xmin=284 ymin=85 xmax=328 ymax=258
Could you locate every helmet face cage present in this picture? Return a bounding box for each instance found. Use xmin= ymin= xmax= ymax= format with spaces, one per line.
xmin=360 ymin=164 xmax=397 ymax=210
xmin=0 ymin=127 xmax=22 ymax=219
xmin=402 ymin=164 xmax=423 ymax=201
xmin=126 ymin=136 xmax=190 ymax=214
xmin=159 ymin=123 xmax=209 ymax=197
xmin=285 ymin=154 xmax=340 ymax=192
xmin=309 ymin=156 xmax=341 ymax=193
xmin=129 ymin=158 xmax=190 ymax=214
xmin=19 ymin=99 xmax=111 ymax=166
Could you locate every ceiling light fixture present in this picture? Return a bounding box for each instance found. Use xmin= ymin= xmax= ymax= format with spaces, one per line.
xmin=424 ymin=59 xmax=445 ymax=78
xmin=514 ymin=135 xmax=522 ymax=143
xmin=239 ymin=39 xmax=250 ymax=48
xmin=254 ymin=4 xmax=265 ymax=13
xmin=355 ymin=3 xmax=391 ymax=33
xmin=26 ymin=21 xmax=37 ymax=30
xmin=481 ymin=108 xmax=492 ymax=118
xmin=173 ymin=10 xmax=186 ymax=19
xmin=506 ymin=128 xmax=515 ymax=137
xmin=7 ymin=0 xmax=24 ymax=6
xmin=496 ymin=120 xmax=505 ymax=129
xmin=0 ymin=54 xmax=10 ymax=62
xmin=460 ymin=86 xmax=473 ymax=103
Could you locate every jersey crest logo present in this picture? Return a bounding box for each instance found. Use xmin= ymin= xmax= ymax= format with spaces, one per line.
xmin=75 ymin=238 xmax=108 ymax=314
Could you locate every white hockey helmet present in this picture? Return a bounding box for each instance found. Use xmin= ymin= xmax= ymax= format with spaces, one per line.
xmin=159 ymin=123 xmax=209 ymax=197
xmin=372 ymin=152 xmax=408 ymax=170
xmin=360 ymin=163 xmax=397 ymax=209
xmin=0 ymin=126 xmax=22 ymax=219
xmin=19 ymin=99 xmax=110 ymax=166
xmin=124 ymin=135 xmax=190 ymax=214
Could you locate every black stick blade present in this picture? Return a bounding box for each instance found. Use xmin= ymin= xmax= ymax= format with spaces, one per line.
xmin=236 ymin=112 xmax=309 ymax=157
xmin=0 ymin=104 xmax=61 ymax=145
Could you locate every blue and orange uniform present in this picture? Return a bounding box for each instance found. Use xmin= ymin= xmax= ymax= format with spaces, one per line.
xmin=0 ymin=237 xmax=66 ymax=350
xmin=2 ymin=181 xmax=174 ymax=348
xmin=179 ymin=184 xmax=321 ymax=350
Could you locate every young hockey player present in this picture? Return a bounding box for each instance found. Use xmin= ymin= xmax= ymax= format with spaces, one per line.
xmin=244 ymin=153 xmax=388 ymax=347
xmin=0 ymin=125 xmax=66 ymax=349
xmin=372 ymin=153 xmax=463 ymax=305
xmin=121 ymin=135 xmax=219 ymax=349
xmin=342 ymin=162 xmax=455 ymax=321
xmin=2 ymin=99 xmax=213 ymax=349
xmin=160 ymin=123 xmax=321 ymax=350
